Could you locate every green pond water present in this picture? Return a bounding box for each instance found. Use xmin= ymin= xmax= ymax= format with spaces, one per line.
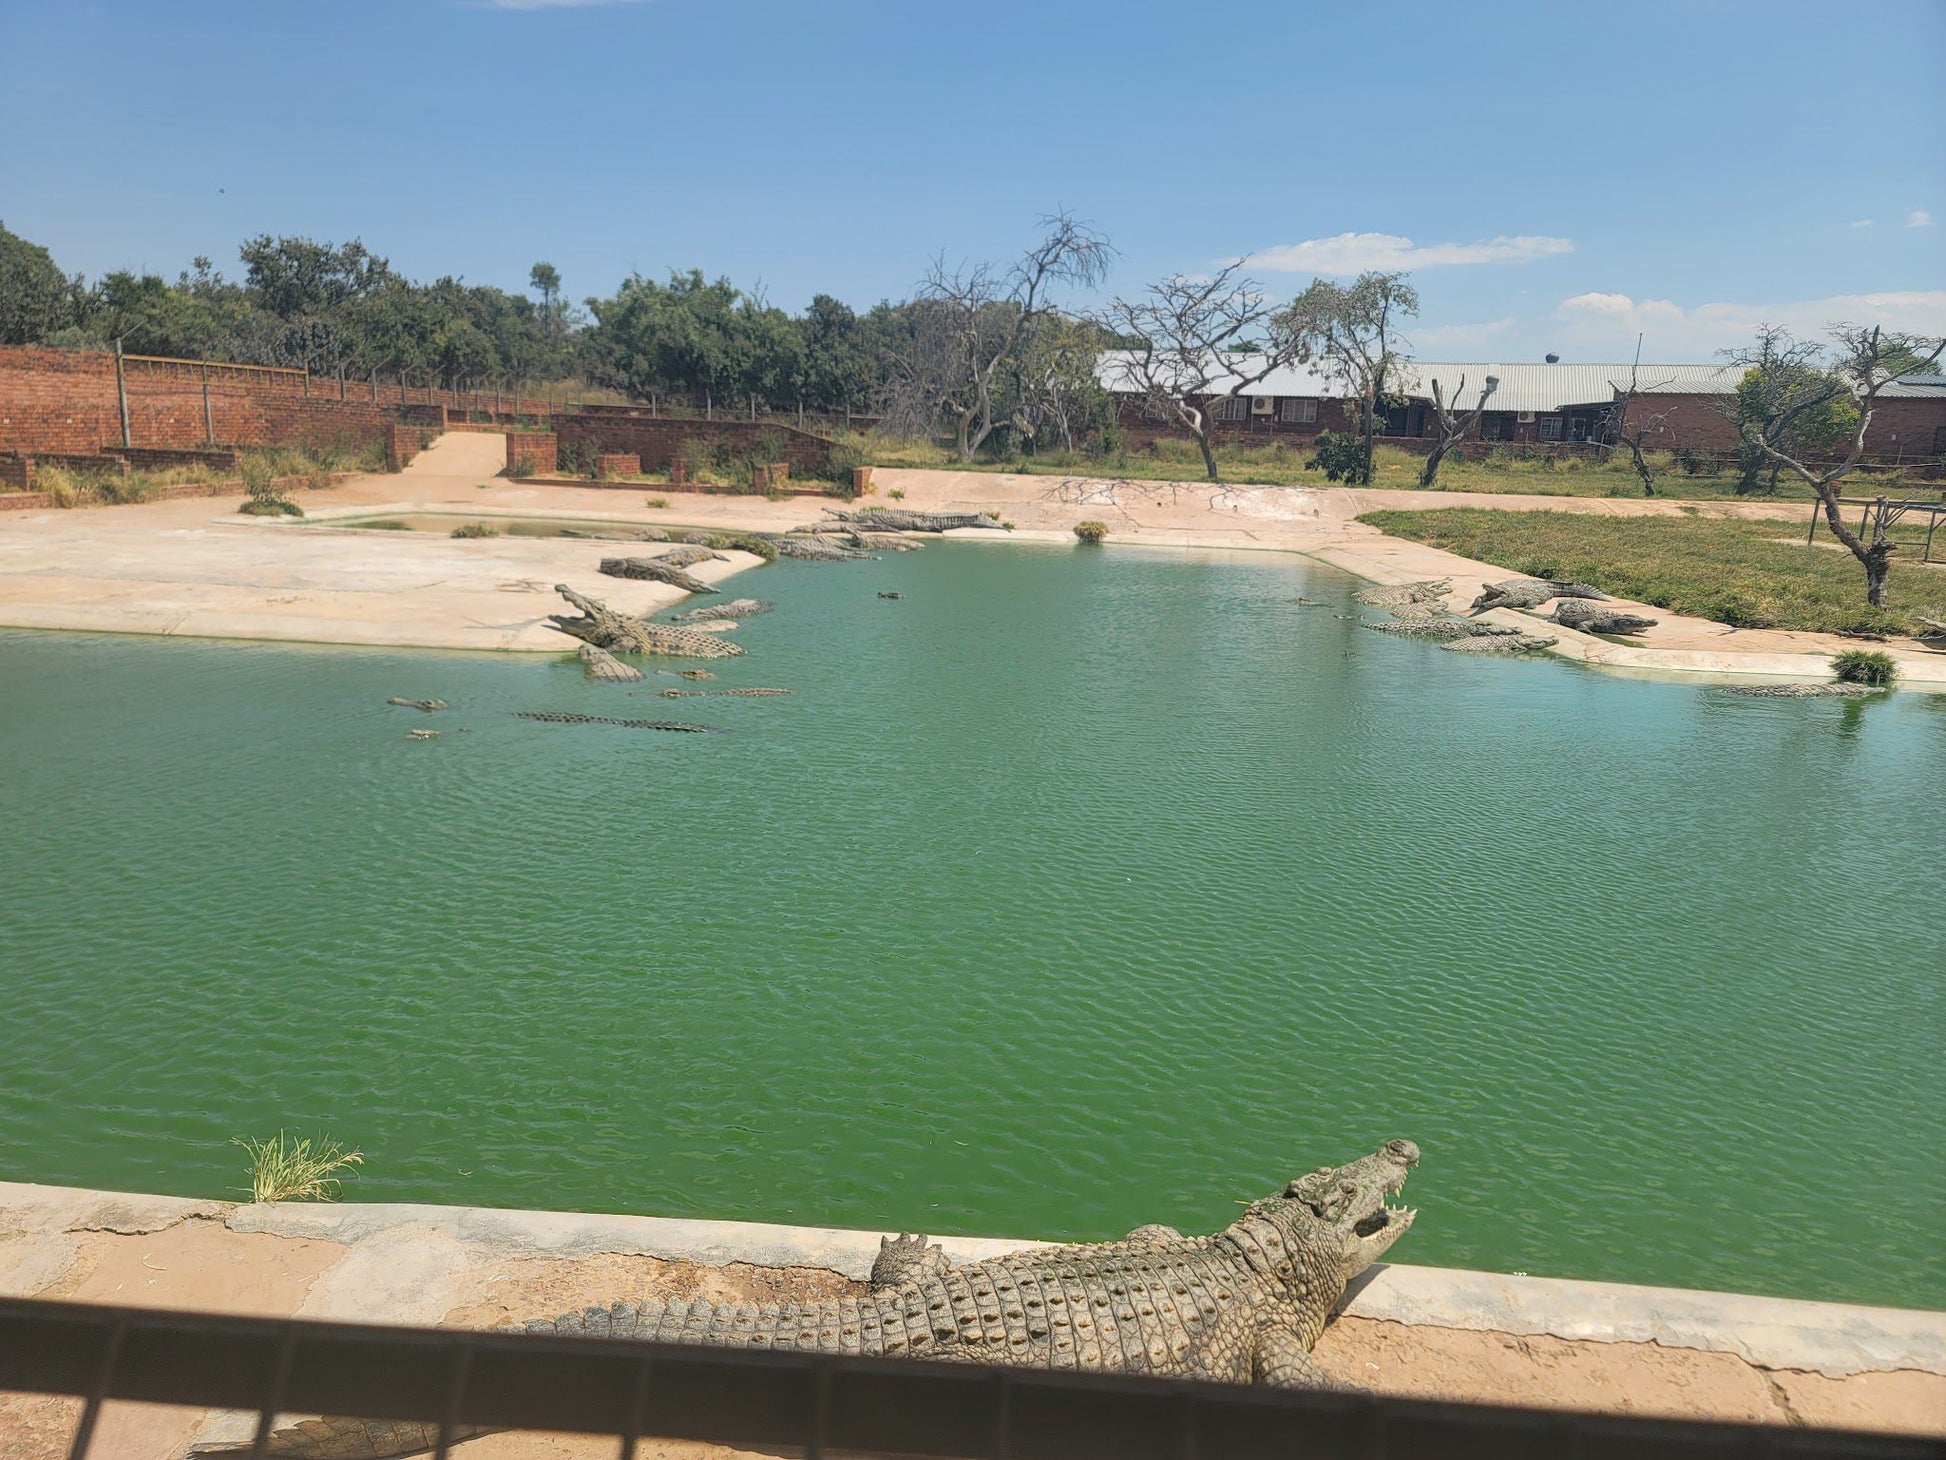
xmin=1 ymin=541 xmax=1941 ymax=1309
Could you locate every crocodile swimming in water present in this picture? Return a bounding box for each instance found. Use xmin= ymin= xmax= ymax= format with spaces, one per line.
xmin=195 ymin=1140 xmax=1420 ymax=1458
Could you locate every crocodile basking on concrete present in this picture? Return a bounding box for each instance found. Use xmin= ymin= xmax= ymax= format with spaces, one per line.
xmin=198 ymin=1140 xmax=1420 ymax=1458
xmin=1468 ymin=579 xmax=1610 ymax=614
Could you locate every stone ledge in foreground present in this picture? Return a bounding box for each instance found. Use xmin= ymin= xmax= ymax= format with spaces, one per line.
xmin=2 ymin=1179 xmax=1937 ymax=1383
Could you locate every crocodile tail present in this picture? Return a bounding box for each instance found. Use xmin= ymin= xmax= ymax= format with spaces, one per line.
xmin=189 ymin=1416 xmax=492 ymax=1458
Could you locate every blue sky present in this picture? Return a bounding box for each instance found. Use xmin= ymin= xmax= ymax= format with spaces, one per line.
xmin=2 ymin=0 xmax=1941 ymax=361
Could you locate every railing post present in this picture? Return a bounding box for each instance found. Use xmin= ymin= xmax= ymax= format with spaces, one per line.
xmin=202 ymin=365 xmax=214 ymax=445
xmin=114 ymin=339 xmax=132 ymax=448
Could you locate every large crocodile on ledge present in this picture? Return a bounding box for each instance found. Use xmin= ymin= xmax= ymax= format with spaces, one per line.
xmin=197 ymin=1140 xmax=1420 ymax=1458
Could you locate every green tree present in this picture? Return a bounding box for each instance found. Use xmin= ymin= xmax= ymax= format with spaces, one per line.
xmin=1280 ymin=272 xmax=1418 ymax=486
xmin=0 ymin=222 xmax=73 ymax=344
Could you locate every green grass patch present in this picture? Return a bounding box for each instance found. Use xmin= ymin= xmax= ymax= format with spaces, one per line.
xmin=234 ymin=1131 xmax=363 ymax=1202
xmin=1358 ymin=508 xmax=1945 ymax=637
xmin=843 ymin=432 xmax=1905 ymax=502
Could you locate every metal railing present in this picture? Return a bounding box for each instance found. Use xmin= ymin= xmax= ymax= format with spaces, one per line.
xmin=1 ymin=1297 xmax=1935 ymax=1460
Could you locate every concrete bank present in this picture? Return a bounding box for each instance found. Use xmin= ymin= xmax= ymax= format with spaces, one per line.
xmin=0 ymin=1181 xmax=1940 ymax=1456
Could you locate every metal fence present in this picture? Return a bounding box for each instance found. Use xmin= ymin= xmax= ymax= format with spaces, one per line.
xmin=2 ymin=1297 xmax=1936 ymax=1460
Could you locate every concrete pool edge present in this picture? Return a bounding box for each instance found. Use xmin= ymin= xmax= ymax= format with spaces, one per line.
xmin=3 ymin=1180 xmax=1938 ymax=1382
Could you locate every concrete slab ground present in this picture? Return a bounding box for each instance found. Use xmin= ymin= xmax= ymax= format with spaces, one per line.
xmin=0 ymin=1182 xmax=1939 ymax=1456
xmin=0 ymin=441 xmax=1937 ymax=683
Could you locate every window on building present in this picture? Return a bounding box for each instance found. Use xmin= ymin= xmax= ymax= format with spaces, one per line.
xmin=1279 ymin=398 xmax=1318 ymax=423
xmin=1538 ymin=416 xmax=1563 ymax=441
xmin=1215 ymin=396 xmax=1249 ymax=421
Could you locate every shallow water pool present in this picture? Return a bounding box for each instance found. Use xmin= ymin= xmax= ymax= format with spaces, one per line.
xmin=0 ymin=540 xmax=1939 ymax=1307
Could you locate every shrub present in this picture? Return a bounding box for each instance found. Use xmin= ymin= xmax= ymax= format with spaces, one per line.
xmin=1832 ymin=649 xmax=1898 ymax=687
xmin=1305 ymin=430 xmax=1369 ymax=483
xmin=720 ymin=532 xmax=778 ymax=562
xmin=240 ymin=457 xmax=302 ymax=517
xmin=645 ymin=496 xmax=670 ymax=509
xmin=238 ymin=496 xmax=304 ymax=517
xmin=234 ymin=1131 xmax=363 ymax=1203
xmin=451 ymin=523 xmax=500 ymax=538
xmin=1073 ymin=520 xmax=1109 ymax=544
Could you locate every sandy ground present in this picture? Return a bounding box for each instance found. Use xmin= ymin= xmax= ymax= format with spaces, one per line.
xmin=0 ymin=1185 xmax=1939 ymax=1456
xmin=0 ymin=441 xmax=1939 ymax=681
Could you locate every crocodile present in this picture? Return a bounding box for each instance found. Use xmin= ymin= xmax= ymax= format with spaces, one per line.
xmin=1351 ymin=579 xmax=1452 ymax=609
xmin=1364 ymin=618 xmax=1523 ymax=641
xmin=813 ymin=506 xmax=1006 ymax=533
xmin=1467 ymin=579 xmax=1611 ymax=614
xmin=545 ymin=585 xmax=743 ymax=658
xmin=1550 ymin=599 xmax=1658 ymax=635
xmin=198 ymin=1140 xmax=1418 ymax=1458
xmin=597 ymin=555 xmax=718 ymax=595
xmin=515 ymin=711 xmax=723 ymax=732
xmin=673 ymin=597 xmax=774 ymax=623
xmin=385 ymin=697 xmax=448 ymax=712
xmin=1441 ymin=631 xmax=1559 ymax=654
xmin=775 ymin=534 xmax=875 ymax=561
xmin=577 ymin=643 xmax=643 ymax=682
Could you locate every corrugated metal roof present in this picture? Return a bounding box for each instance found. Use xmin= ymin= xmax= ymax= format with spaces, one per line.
xmin=1880 ymin=373 xmax=1946 ymax=399
xmin=1396 ymin=362 xmax=1745 ymax=413
xmin=1097 ymin=352 xmax=1748 ymax=412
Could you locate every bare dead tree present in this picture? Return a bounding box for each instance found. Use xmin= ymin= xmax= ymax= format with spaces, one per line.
xmin=1418 ymin=373 xmax=1497 ymax=488
xmin=1714 ymin=325 xmax=1848 ymax=495
xmin=1096 ymin=263 xmax=1305 ymax=482
xmin=880 ymin=214 xmax=1113 ymax=460
xmin=1741 ymin=325 xmax=1944 ymax=606
xmin=1607 ymin=348 xmax=1678 ymax=497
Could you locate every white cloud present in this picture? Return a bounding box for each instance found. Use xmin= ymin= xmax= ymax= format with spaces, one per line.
xmin=1850 ymin=218 xmax=1875 ymax=228
xmin=1246 ymin=232 xmax=1574 ymax=275
xmin=1909 ymin=209 xmax=1934 ymax=228
xmin=1552 ymin=289 xmax=1946 ymax=355
xmin=1410 ymin=317 xmax=1520 ymax=353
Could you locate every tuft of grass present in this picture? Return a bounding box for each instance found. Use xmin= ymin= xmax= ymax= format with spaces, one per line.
xmin=1359 ymin=508 xmax=1943 ymax=637
xmin=1073 ymin=520 xmax=1109 ymax=544
xmin=450 ymin=522 xmax=501 ymax=538
xmin=645 ymin=496 xmax=670 ymax=510
xmin=1832 ymin=649 xmax=1898 ymax=686
xmin=888 ymin=487 xmax=906 ymax=500
xmin=234 ymin=1131 xmax=364 ymax=1203
xmin=238 ymin=495 xmax=304 ymax=517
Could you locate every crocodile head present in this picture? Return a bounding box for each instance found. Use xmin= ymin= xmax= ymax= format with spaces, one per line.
xmin=1241 ymin=1138 xmax=1420 ymax=1286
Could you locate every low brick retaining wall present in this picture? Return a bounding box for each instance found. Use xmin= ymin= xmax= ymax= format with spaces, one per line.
xmin=0 ymin=470 xmax=363 ymax=513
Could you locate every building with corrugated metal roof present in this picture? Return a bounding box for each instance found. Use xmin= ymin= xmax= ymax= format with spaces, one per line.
xmin=1095 ymin=352 xmax=1946 ymax=461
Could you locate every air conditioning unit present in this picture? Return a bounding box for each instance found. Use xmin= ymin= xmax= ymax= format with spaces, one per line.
xmin=1517 ymin=410 xmax=1536 ymax=423
xmin=1250 ymin=395 xmax=1275 ymax=415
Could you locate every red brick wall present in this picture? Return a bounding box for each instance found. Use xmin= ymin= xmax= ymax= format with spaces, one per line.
xmin=0 ymin=346 xmax=559 ymax=459
xmin=507 ymin=432 xmax=557 ymax=475
xmin=552 ymin=413 xmax=836 ymax=480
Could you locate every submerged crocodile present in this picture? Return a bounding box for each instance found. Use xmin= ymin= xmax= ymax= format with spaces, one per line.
xmin=1351 ymin=579 xmax=1452 ymax=609
xmin=673 ymin=597 xmax=774 ymax=623
xmin=516 ymin=711 xmax=723 ymax=732
xmin=577 ymin=643 xmax=643 ymax=682
xmin=1364 ymin=617 xmax=1522 ymax=641
xmin=201 ymin=1141 xmax=1419 ymax=1458
xmin=1441 ymin=631 xmax=1559 ymax=654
